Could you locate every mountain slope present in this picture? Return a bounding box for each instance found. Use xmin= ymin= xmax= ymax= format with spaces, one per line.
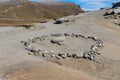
xmin=0 ymin=0 xmax=83 ymax=23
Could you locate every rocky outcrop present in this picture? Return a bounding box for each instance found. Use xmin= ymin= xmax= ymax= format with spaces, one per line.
xmin=112 ymin=2 xmax=120 ymax=8
xmin=104 ymin=2 xmax=120 ymax=19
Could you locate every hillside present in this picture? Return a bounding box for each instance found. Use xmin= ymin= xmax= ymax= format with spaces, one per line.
xmin=0 ymin=0 xmax=83 ymax=25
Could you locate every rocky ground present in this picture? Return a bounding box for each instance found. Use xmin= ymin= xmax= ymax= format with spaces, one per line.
xmin=0 ymin=9 xmax=120 ymax=80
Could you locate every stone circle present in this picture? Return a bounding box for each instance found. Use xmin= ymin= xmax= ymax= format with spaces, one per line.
xmin=21 ymin=33 xmax=104 ymax=61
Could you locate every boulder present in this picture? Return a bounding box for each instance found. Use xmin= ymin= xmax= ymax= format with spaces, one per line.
xmin=104 ymin=2 xmax=120 ymax=17
xmin=113 ymin=8 xmax=120 ymax=14
xmin=112 ymin=2 xmax=120 ymax=8
xmin=54 ymin=20 xmax=63 ymax=24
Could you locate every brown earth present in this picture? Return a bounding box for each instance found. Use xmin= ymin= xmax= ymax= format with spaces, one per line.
xmin=1 ymin=62 xmax=94 ymax=80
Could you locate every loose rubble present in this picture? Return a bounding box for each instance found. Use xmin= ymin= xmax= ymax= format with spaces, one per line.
xmin=21 ymin=33 xmax=104 ymax=61
xmin=53 ymin=18 xmax=75 ymax=24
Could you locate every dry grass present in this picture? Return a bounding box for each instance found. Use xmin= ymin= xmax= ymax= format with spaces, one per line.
xmin=0 ymin=1 xmax=83 ymax=25
xmin=0 ymin=21 xmax=34 ymax=26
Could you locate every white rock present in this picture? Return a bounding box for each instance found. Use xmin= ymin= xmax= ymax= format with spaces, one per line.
xmin=91 ymin=45 xmax=98 ymax=51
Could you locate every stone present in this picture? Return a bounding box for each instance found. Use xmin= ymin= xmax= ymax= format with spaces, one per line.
xmin=80 ymin=35 xmax=86 ymax=38
xmin=51 ymin=37 xmax=66 ymax=45
xmin=49 ymin=51 xmax=54 ymax=54
xmin=54 ymin=20 xmax=63 ymax=24
xmin=64 ymin=20 xmax=70 ymax=22
xmin=89 ymin=50 xmax=96 ymax=55
xmin=74 ymin=35 xmax=79 ymax=38
xmin=56 ymin=55 xmax=61 ymax=60
xmin=95 ymin=52 xmax=101 ymax=55
xmin=21 ymin=25 xmax=32 ymax=29
xmin=42 ymin=53 xmax=46 ymax=57
xmin=90 ymin=45 xmax=98 ymax=52
xmin=88 ymin=54 xmax=95 ymax=60
xmin=44 ymin=51 xmax=49 ymax=54
xmin=64 ymin=33 xmax=70 ymax=36
xmin=51 ymin=33 xmax=63 ymax=37
xmin=83 ymin=36 xmax=88 ymax=39
xmin=34 ymin=53 xmax=40 ymax=56
xmin=58 ymin=53 xmax=63 ymax=56
xmin=39 ymin=35 xmax=47 ymax=41
xmin=104 ymin=7 xmax=120 ymax=17
xmin=24 ymin=42 xmax=29 ymax=47
xmin=51 ymin=54 xmax=55 ymax=57
xmin=113 ymin=8 xmax=120 ymax=14
xmin=83 ymin=51 xmax=95 ymax=60
xmin=115 ymin=21 xmax=120 ymax=25
xmin=91 ymin=36 xmax=98 ymax=41
xmin=28 ymin=53 xmax=31 ymax=55
xmin=58 ymin=42 xmax=64 ymax=45
xmin=105 ymin=9 xmax=114 ymax=15
xmin=76 ymin=54 xmax=82 ymax=58
xmin=32 ymin=39 xmax=37 ymax=43
xmin=71 ymin=33 xmax=76 ymax=38
xmin=115 ymin=14 xmax=120 ymax=19
xmin=61 ymin=54 xmax=67 ymax=59
xmin=96 ymin=42 xmax=103 ymax=47
xmin=21 ymin=41 xmax=24 ymax=43
xmin=58 ymin=53 xmax=67 ymax=59
xmin=67 ymin=53 xmax=72 ymax=57
xmin=28 ymin=39 xmax=32 ymax=43
xmin=83 ymin=52 xmax=89 ymax=59
xmin=71 ymin=53 xmax=77 ymax=58
xmin=27 ymin=48 xmax=38 ymax=53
